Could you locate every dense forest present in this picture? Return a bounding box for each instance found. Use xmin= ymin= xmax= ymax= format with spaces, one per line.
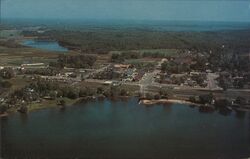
xmin=27 ymin=29 xmax=250 ymax=54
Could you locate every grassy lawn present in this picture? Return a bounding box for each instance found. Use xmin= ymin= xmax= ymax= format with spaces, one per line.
xmin=28 ymin=98 xmax=79 ymax=112
xmin=120 ymin=84 xmax=140 ymax=96
xmin=8 ymin=75 xmax=33 ymax=90
xmin=0 ymin=44 xmax=80 ymax=66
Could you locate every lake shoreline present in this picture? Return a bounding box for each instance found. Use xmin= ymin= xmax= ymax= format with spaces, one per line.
xmin=2 ymin=90 xmax=250 ymax=117
xmin=2 ymin=96 xmax=250 ymax=158
xmin=0 ymin=95 xmax=205 ymax=117
xmin=20 ymin=39 xmax=69 ymax=52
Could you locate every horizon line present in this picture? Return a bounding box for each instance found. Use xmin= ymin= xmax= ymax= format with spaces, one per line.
xmin=2 ymin=17 xmax=250 ymax=24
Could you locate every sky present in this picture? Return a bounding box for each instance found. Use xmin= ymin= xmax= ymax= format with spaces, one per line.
xmin=2 ymin=0 xmax=250 ymax=22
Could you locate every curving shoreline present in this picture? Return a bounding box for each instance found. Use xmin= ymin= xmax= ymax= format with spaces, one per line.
xmin=1 ymin=95 xmax=249 ymax=118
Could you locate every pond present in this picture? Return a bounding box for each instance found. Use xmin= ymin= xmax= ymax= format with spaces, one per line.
xmin=1 ymin=98 xmax=250 ymax=158
xmin=22 ymin=39 xmax=68 ymax=52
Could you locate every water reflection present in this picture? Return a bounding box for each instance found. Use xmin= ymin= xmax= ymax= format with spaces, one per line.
xmin=218 ymin=107 xmax=232 ymax=116
xmin=235 ymin=110 xmax=246 ymax=119
xmin=1 ymin=98 xmax=250 ymax=159
xmin=198 ymin=106 xmax=215 ymax=113
xmin=22 ymin=40 xmax=68 ymax=52
xmin=162 ymin=104 xmax=172 ymax=113
xmin=19 ymin=114 xmax=29 ymax=125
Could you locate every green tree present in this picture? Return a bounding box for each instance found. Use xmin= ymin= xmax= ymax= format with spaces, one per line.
xmin=0 ymin=68 xmax=15 ymax=79
xmin=235 ymin=97 xmax=246 ymax=105
xmin=79 ymin=88 xmax=87 ymax=97
xmin=97 ymin=87 xmax=104 ymax=94
xmin=199 ymin=93 xmax=214 ymax=104
xmin=58 ymin=99 xmax=66 ymax=106
xmin=120 ymin=89 xmax=127 ymax=96
xmin=189 ymin=96 xmax=196 ymax=103
xmin=0 ymin=104 xmax=8 ymax=114
xmin=67 ymin=89 xmax=79 ymax=99
xmin=18 ymin=105 xmax=28 ymax=114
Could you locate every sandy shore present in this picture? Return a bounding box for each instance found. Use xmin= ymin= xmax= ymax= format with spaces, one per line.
xmin=139 ymin=99 xmax=200 ymax=106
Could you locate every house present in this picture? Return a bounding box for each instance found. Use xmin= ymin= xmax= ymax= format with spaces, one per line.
xmin=21 ymin=63 xmax=45 ymax=67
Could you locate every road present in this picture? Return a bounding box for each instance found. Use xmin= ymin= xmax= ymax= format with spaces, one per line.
xmin=83 ymin=77 xmax=250 ymax=100
xmin=207 ymin=73 xmax=220 ymax=90
xmin=139 ymin=59 xmax=162 ymax=96
xmin=57 ymin=58 xmax=250 ymax=100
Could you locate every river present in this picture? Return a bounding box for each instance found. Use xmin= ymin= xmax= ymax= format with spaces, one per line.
xmin=1 ymin=98 xmax=250 ymax=158
xmin=22 ymin=39 xmax=68 ymax=52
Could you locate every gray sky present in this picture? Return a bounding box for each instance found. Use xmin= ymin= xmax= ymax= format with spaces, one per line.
xmin=2 ymin=0 xmax=250 ymax=22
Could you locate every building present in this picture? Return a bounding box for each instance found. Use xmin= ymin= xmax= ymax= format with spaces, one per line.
xmin=114 ymin=64 xmax=131 ymax=69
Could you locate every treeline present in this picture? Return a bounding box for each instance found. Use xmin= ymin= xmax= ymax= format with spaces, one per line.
xmin=111 ymin=51 xmax=141 ymax=62
xmin=161 ymin=61 xmax=191 ymax=74
xmin=111 ymin=51 xmax=175 ymax=63
xmin=50 ymin=54 xmax=97 ymax=68
xmin=40 ymin=29 xmax=250 ymax=53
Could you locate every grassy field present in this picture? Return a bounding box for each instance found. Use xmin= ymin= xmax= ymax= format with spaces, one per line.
xmin=4 ymin=98 xmax=79 ymax=114
xmin=0 ymin=30 xmax=22 ymax=38
xmin=28 ymin=97 xmax=79 ymax=112
xmin=0 ymin=39 xmax=81 ymax=66
xmin=0 ymin=46 xmax=59 ymax=65
xmin=8 ymin=75 xmax=32 ymax=89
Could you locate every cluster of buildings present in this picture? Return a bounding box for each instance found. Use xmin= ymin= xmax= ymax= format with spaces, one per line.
xmin=90 ymin=64 xmax=146 ymax=82
xmin=156 ymin=71 xmax=208 ymax=88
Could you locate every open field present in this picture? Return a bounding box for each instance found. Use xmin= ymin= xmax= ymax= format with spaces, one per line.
xmin=27 ymin=97 xmax=79 ymax=112
xmin=0 ymin=30 xmax=22 ymax=38
xmin=8 ymin=75 xmax=32 ymax=89
xmin=0 ymin=42 xmax=82 ymax=66
xmin=0 ymin=46 xmax=58 ymax=65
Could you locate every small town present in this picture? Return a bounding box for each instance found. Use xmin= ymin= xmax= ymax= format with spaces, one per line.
xmin=0 ymin=26 xmax=249 ymax=116
xmin=1 ymin=1 xmax=250 ymax=159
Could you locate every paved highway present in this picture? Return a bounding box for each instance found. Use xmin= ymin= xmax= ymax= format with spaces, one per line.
xmin=207 ymin=73 xmax=220 ymax=90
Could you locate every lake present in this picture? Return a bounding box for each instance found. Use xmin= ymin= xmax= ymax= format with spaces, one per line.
xmin=1 ymin=98 xmax=250 ymax=159
xmin=22 ymin=39 xmax=68 ymax=52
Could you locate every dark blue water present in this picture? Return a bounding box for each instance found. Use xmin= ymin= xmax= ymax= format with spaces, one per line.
xmin=22 ymin=40 xmax=68 ymax=52
xmin=1 ymin=98 xmax=250 ymax=159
